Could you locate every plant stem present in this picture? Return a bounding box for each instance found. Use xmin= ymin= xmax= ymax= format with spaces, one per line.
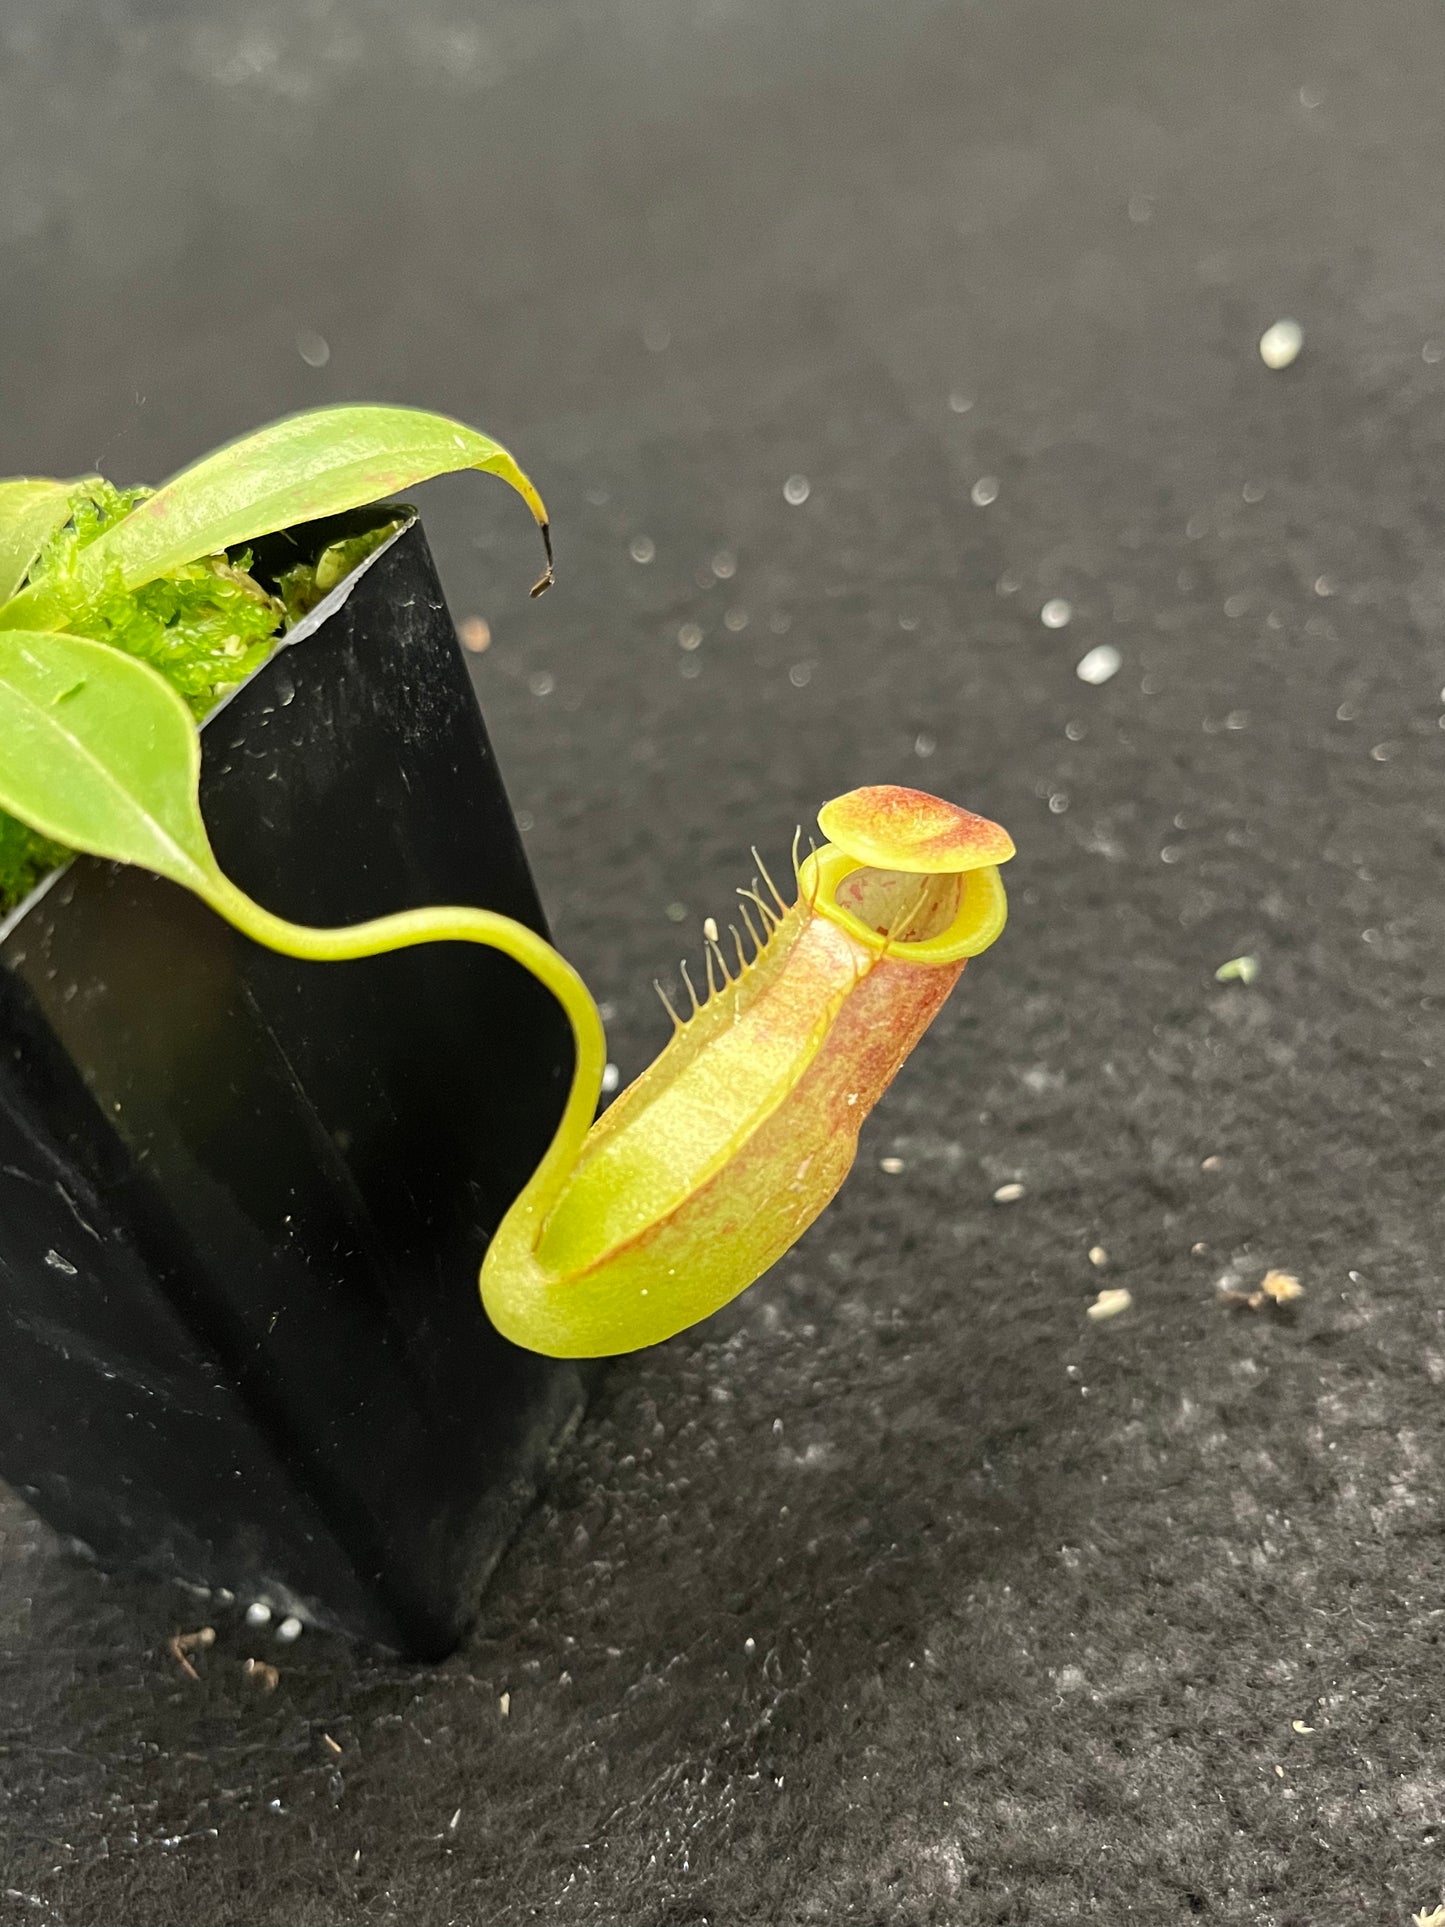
xmin=201 ymin=871 xmax=606 ymax=1234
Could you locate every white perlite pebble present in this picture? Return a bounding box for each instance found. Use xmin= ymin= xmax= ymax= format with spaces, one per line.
xmin=245 ymin=1602 xmax=272 ymax=1627
xmin=1259 ymin=319 xmax=1303 ymax=369
xmin=1040 ymin=598 xmax=1072 ymax=629
xmin=1087 ymin=1288 xmax=1133 ymax=1321
xmin=993 ymin=1181 xmax=1026 ymax=1203
xmin=1075 ymin=644 xmax=1122 ymax=685
xmin=275 ymin=1615 xmax=304 ymax=1643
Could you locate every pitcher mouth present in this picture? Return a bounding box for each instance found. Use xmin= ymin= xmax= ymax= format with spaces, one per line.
xmin=801 ymin=844 xmax=1008 ymax=963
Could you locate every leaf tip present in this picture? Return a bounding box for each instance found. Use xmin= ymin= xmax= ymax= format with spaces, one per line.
xmin=529 ymin=521 xmax=555 ymax=598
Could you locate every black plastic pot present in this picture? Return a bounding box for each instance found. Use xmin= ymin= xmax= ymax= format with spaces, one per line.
xmin=0 ymin=510 xmax=583 ymax=1658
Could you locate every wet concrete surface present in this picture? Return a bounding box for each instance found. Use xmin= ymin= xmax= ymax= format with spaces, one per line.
xmin=3 ymin=1 xmax=1445 ymax=1921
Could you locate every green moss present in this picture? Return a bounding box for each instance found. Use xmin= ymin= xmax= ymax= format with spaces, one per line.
xmin=274 ymin=521 xmax=401 ymax=627
xmin=0 ymin=482 xmax=286 ymax=915
xmin=0 ymin=811 xmax=69 ymax=919
xmin=24 ymin=483 xmax=284 ymax=720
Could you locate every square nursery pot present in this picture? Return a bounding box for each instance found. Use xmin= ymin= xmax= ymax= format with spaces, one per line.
xmin=0 ymin=508 xmax=585 ymax=1658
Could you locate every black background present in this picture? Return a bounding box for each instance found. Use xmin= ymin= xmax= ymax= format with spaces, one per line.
xmin=3 ymin=2 xmax=1445 ymax=1922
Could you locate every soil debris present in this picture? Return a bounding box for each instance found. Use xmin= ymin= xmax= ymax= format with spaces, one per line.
xmin=1217 ymin=1268 xmax=1304 ymax=1312
xmin=1087 ymin=1288 xmax=1132 ymax=1321
xmin=167 ymin=1627 xmax=216 ymax=1682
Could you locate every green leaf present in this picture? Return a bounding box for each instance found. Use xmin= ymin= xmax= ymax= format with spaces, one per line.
xmin=0 ymin=478 xmax=94 ymax=605
xmin=0 ymin=406 xmax=552 ymax=632
xmin=0 ymin=631 xmax=219 ymax=895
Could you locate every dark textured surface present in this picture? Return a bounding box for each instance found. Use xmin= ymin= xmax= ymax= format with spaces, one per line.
xmin=3 ymin=2 xmax=1445 ymax=1922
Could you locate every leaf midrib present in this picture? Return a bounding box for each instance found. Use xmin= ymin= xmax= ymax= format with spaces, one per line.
xmin=0 ymin=667 xmax=209 ymax=889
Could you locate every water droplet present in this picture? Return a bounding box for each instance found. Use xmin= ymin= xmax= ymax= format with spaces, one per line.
xmin=629 ymin=536 xmax=656 ymax=564
xmin=679 ymin=657 xmax=702 ymax=679
xmin=769 ymin=611 xmax=792 ymax=634
xmin=295 ymin=328 xmax=330 ymax=368
xmin=1298 ymin=83 xmax=1323 ymax=109
xmin=789 ymin=662 xmax=812 ymax=687
xmin=1041 ymin=598 xmax=1073 ymax=629
xmin=948 ymin=392 xmax=974 ymax=413
xmin=677 ymin=623 xmax=703 ymax=650
xmin=666 ymin=902 xmax=688 ymax=923
xmin=527 ymin=671 xmax=555 ymax=698
xmin=642 ymin=319 xmax=671 ymax=352
xmin=601 ymin=1063 xmax=621 ymax=1094
xmin=1075 ymin=644 xmax=1122 ymax=685
xmin=1370 ymin=741 xmax=1400 ymax=761
xmin=1048 ymin=792 xmax=1069 ymax=814
xmin=783 ymin=474 xmax=811 ymax=506
xmin=1224 ymin=594 xmax=1250 ymax=617
xmin=971 ymin=476 xmax=1000 ymax=507
xmin=1425 ymin=341 xmax=1445 ymax=365
xmin=712 ymin=550 xmax=737 ymax=579
xmin=1242 ymin=481 xmax=1266 ymax=503
xmin=1064 ymin=719 xmax=1086 ymax=741
xmin=724 ymin=608 xmax=748 ymax=632
xmin=1127 ymin=192 xmax=1154 ymax=224
xmin=1185 ymin=513 xmax=1209 ymax=540
xmin=996 ymin=572 xmax=1020 ymax=596
xmin=914 ymin=733 xmax=936 ymax=758
xmin=586 ymin=487 xmax=609 ymax=506
xmin=1259 ymin=319 xmax=1303 ymax=369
